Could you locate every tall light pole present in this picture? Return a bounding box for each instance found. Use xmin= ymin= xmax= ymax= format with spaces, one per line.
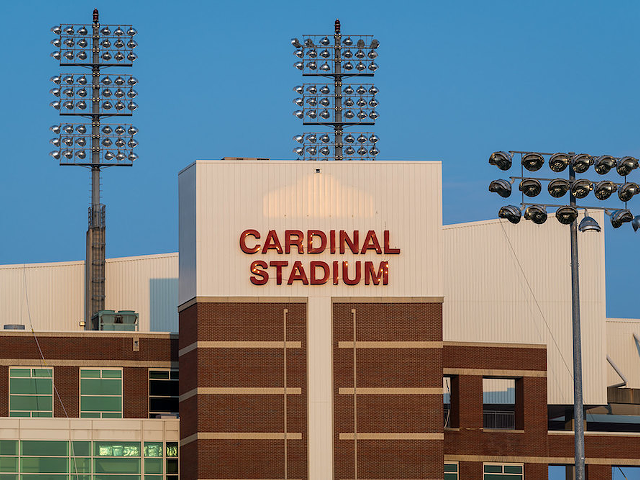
xmin=291 ymin=20 xmax=380 ymax=161
xmin=488 ymin=150 xmax=640 ymax=480
xmin=49 ymin=10 xmax=139 ymax=328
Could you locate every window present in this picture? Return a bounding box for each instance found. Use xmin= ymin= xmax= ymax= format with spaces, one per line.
xmin=80 ymin=369 xmax=122 ymax=418
xmin=9 ymin=368 xmax=53 ymax=417
xmin=483 ymin=378 xmax=515 ymax=429
xmin=445 ymin=462 xmax=458 ymax=480
xmin=0 ymin=441 xmax=178 ymax=480
xmin=443 ymin=376 xmax=451 ymax=428
xmin=484 ymin=463 xmax=523 ymax=479
xmin=148 ymin=370 xmax=179 ymax=418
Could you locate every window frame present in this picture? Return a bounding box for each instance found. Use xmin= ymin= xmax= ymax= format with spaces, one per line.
xmin=9 ymin=367 xmax=54 ymax=418
xmin=79 ymin=368 xmax=123 ymax=419
xmin=444 ymin=461 xmax=459 ymax=480
xmin=483 ymin=462 xmax=524 ymax=479
xmin=148 ymin=369 xmax=179 ymax=419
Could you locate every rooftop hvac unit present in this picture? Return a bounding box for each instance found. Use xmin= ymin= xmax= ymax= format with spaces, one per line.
xmin=91 ymin=310 xmax=139 ymax=331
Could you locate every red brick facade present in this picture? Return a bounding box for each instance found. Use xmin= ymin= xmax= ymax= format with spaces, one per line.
xmin=179 ymin=301 xmax=308 ymax=480
xmin=333 ymin=301 xmax=443 ymax=479
xmin=0 ymin=332 xmax=177 ymax=418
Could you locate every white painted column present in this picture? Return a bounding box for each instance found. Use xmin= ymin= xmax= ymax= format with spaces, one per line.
xmin=307 ymin=296 xmax=333 ymax=480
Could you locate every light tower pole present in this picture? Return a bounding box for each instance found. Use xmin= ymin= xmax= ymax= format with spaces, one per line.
xmin=291 ymin=20 xmax=380 ymax=161
xmin=49 ymin=10 xmax=139 ymax=328
xmin=488 ymin=150 xmax=640 ymax=480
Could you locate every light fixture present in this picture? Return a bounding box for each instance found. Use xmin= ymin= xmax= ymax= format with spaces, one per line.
xmin=292 ymin=20 xmax=379 ymax=160
xmin=570 ymin=179 xmax=592 ymax=199
xmin=548 ymin=178 xmax=570 ymax=198
xmin=522 ymin=153 xmax=544 ymax=172
xmin=632 ymin=216 xmax=640 ymax=232
xmin=519 ymin=179 xmax=542 ymax=197
xmin=498 ymin=205 xmax=521 ymax=224
xmin=594 ymin=155 xmax=616 ymax=175
xmin=556 ymin=206 xmax=578 ymax=225
xmin=571 ymin=154 xmax=592 ymax=173
xmin=524 ymin=205 xmax=547 ymax=224
xmin=593 ymin=180 xmax=617 ymax=200
xmin=616 ymin=156 xmax=638 ymax=176
xmin=578 ymin=215 xmax=601 ymax=232
xmin=610 ymin=209 xmax=633 ymax=228
xmin=549 ymin=153 xmax=570 ymax=172
xmin=618 ymin=182 xmax=640 ymax=202
xmin=489 ymin=151 xmax=512 ymax=171
xmin=489 ymin=179 xmax=512 ymax=198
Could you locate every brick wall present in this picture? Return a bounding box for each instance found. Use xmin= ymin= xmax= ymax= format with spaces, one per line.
xmin=0 ymin=332 xmax=176 ymax=418
xmin=179 ymin=301 xmax=308 ymax=480
xmin=333 ymin=301 xmax=443 ymax=480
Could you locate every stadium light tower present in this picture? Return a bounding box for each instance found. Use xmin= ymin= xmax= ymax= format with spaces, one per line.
xmin=488 ymin=149 xmax=640 ymax=480
xmin=291 ymin=19 xmax=380 ymax=161
xmin=49 ymin=9 xmax=139 ymax=327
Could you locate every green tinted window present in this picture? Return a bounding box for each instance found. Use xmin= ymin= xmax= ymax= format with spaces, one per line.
xmin=19 ymin=475 xmax=68 ymax=480
xmin=9 ymin=369 xmax=53 ymax=418
xmin=0 ymin=458 xmax=17 ymax=472
xmin=0 ymin=442 xmax=17 ymax=456
xmin=94 ymin=443 xmax=140 ymax=457
xmin=94 ymin=458 xmax=140 ymax=474
xmin=94 ymin=476 xmax=139 ymax=480
xmin=80 ymin=369 xmax=122 ymax=418
xmin=0 ymin=474 xmax=17 ymax=480
xmin=504 ymin=465 xmax=523 ymax=474
xmin=70 ymin=457 xmax=91 ymax=473
xmin=21 ymin=457 xmax=68 ymax=474
xmin=143 ymin=458 xmax=162 ymax=474
xmin=70 ymin=442 xmax=91 ymax=457
xmin=143 ymin=444 xmax=162 ymax=458
xmin=21 ymin=442 xmax=67 ymax=457
xmin=484 ymin=463 xmax=523 ymax=479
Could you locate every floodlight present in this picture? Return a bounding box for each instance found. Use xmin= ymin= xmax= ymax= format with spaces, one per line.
xmin=570 ymin=154 xmax=592 ymax=173
xmin=498 ymin=205 xmax=522 ymax=224
xmin=594 ymin=155 xmax=616 ymax=175
xmin=578 ymin=215 xmax=601 ymax=232
xmin=610 ymin=209 xmax=633 ymax=228
xmin=593 ymin=180 xmax=617 ymax=200
xmin=489 ymin=151 xmax=512 ymax=171
xmin=556 ymin=206 xmax=579 ymax=225
xmin=489 ymin=179 xmax=512 ymax=198
xmin=519 ymin=179 xmax=542 ymax=197
xmin=618 ymin=182 xmax=640 ymax=202
xmin=521 ymin=153 xmax=545 ymax=172
xmin=570 ymin=179 xmax=592 ymax=199
xmin=548 ymin=153 xmax=570 ymax=172
xmin=548 ymin=178 xmax=570 ymax=198
xmin=632 ymin=216 xmax=640 ymax=232
xmin=616 ymin=156 xmax=638 ymax=176
xmin=524 ymin=205 xmax=547 ymax=224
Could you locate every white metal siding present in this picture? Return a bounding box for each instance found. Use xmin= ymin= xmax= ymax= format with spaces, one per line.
xmin=179 ymin=160 xmax=443 ymax=301
xmin=443 ymin=213 xmax=607 ymax=406
xmin=0 ymin=253 xmax=178 ymax=332
xmin=606 ymin=318 xmax=640 ymax=388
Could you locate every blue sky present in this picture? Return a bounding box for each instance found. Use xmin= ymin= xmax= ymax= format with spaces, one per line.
xmin=1 ymin=0 xmax=640 ymax=326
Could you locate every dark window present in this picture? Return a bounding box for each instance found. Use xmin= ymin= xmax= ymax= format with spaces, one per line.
xmin=148 ymin=370 xmax=178 ymax=418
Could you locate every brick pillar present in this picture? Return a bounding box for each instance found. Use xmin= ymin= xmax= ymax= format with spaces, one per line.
xmin=459 ymin=375 xmax=483 ymax=430
xmin=54 ymin=366 xmax=79 ymax=417
xmin=525 ymin=462 xmax=548 ymax=479
xmin=123 ymin=367 xmax=148 ymax=418
xmin=587 ymin=464 xmax=612 ymax=480
xmin=0 ymin=366 xmax=7 ymax=417
xmin=460 ymin=461 xmax=483 ymax=479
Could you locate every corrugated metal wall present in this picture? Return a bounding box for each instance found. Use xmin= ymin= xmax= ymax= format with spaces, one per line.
xmin=443 ymin=213 xmax=608 ymax=406
xmin=606 ymin=318 xmax=640 ymax=388
xmin=0 ymin=253 xmax=178 ymax=332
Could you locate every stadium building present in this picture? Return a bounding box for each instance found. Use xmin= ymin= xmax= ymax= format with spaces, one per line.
xmin=1 ymin=159 xmax=639 ymax=479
